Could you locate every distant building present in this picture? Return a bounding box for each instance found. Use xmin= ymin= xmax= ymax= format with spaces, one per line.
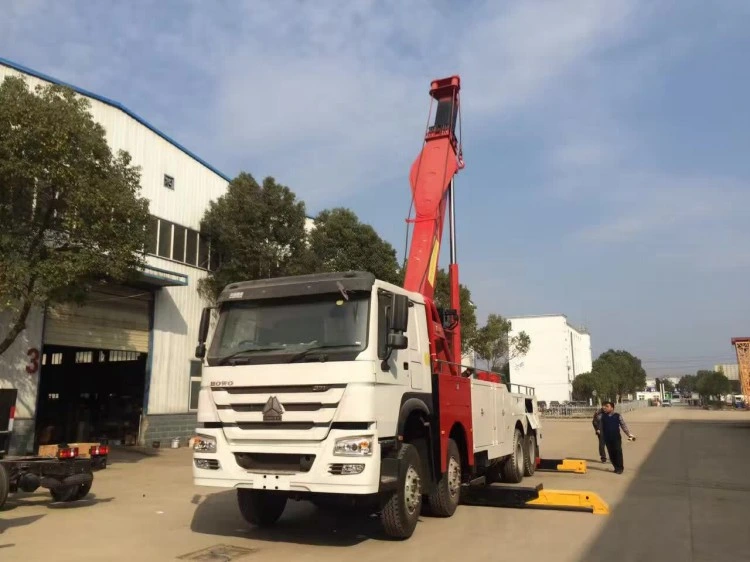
xmin=714 ymin=364 xmax=739 ymax=381
xmin=507 ymin=315 xmax=592 ymax=404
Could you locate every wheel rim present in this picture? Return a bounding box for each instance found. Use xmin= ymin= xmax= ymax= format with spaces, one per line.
xmin=448 ymin=456 xmax=461 ymax=498
xmin=404 ymin=465 xmax=421 ymax=514
xmin=528 ymin=437 xmax=535 ymax=464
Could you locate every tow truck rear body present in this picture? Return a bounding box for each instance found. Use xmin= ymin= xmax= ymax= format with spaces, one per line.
xmin=0 ymin=388 xmax=107 ymax=508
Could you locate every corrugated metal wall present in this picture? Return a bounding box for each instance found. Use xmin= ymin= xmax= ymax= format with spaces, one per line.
xmin=1 ymin=63 xmax=230 ymax=415
xmin=147 ymin=256 xmax=211 ymax=413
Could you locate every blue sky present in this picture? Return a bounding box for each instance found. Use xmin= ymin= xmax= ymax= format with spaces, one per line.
xmin=2 ymin=0 xmax=748 ymax=376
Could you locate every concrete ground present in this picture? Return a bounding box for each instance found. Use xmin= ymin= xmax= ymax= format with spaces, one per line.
xmin=1 ymin=406 xmax=748 ymax=561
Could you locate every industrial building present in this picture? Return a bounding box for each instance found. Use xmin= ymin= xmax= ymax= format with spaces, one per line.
xmin=506 ymin=314 xmax=592 ymax=404
xmin=714 ymin=363 xmax=739 ymax=381
xmin=0 ymin=58 xmax=316 ymax=454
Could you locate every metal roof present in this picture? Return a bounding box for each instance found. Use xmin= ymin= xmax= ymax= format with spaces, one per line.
xmin=0 ymin=56 xmax=231 ymax=182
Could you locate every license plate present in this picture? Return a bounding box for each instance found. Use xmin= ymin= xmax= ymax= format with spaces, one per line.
xmin=252 ymin=473 xmax=291 ymax=491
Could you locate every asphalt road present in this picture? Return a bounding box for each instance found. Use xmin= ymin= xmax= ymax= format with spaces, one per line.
xmin=1 ymin=406 xmax=747 ymax=561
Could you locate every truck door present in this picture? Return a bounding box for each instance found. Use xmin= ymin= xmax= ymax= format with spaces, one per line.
xmin=408 ymin=303 xmax=427 ymax=390
xmin=376 ymin=289 xmax=409 ymax=386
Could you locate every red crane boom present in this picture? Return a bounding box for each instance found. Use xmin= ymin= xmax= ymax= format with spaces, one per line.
xmin=403 ymin=75 xmax=464 ymax=368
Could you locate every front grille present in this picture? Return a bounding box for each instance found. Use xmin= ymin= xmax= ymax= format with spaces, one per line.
xmin=220 ymin=403 xmax=335 ymax=413
xmin=235 ymin=452 xmax=316 ymax=473
xmin=219 ymin=384 xmax=346 ymax=395
xmin=235 ymin=422 xmax=325 ymax=431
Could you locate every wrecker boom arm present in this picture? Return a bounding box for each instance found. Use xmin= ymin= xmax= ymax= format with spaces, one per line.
xmin=402 ymin=75 xmax=464 ymax=366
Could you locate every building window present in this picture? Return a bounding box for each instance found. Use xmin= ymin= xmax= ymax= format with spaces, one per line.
xmin=172 ymin=225 xmax=186 ymax=263
xmin=164 ymin=174 xmax=175 ymax=190
xmin=158 ymin=219 xmax=172 ymax=258
xmin=147 ymin=215 xmax=214 ymax=271
xmin=189 ymin=360 xmax=202 ymax=410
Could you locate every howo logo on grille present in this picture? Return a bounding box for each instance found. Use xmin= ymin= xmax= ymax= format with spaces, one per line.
xmin=262 ymin=396 xmax=284 ymax=422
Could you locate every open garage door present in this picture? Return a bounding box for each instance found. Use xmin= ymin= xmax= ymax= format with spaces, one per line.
xmin=44 ymin=285 xmax=152 ymax=352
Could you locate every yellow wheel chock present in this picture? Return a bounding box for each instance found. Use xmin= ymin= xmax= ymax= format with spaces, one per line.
xmin=536 ymin=457 xmax=587 ymax=474
xmin=526 ymin=488 xmax=609 ymax=515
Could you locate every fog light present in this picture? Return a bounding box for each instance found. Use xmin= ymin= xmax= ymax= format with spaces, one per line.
xmin=329 ymin=463 xmax=364 ymax=475
xmin=195 ymin=458 xmax=220 ymax=470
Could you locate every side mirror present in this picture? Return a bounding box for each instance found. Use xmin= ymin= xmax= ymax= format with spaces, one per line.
xmin=390 ymin=294 xmax=409 ymax=332
xmin=387 ymin=332 xmax=408 ymax=350
xmin=195 ymin=307 xmax=212 ymax=359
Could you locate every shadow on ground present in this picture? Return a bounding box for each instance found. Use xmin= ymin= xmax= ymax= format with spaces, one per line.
xmin=191 ymin=490 xmax=398 ymax=547
xmin=1 ymin=493 xmax=114 ymax=513
xmin=580 ymin=419 xmax=750 ymax=562
xmin=0 ymin=514 xmax=45 ymax=535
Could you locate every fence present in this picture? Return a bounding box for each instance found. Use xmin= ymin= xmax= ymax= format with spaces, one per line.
xmin=539 ymin=400 xmax=649 ymax=419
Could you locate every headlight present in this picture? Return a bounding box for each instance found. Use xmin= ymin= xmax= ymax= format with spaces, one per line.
xmin=334 ymin=435 xmax=374 ymax=456
xmin=193 ymin=434 xmax=217 ymax=454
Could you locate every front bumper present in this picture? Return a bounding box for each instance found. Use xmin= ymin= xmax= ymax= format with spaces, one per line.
xmin=192 ymin=427 xmax=383 ymax=495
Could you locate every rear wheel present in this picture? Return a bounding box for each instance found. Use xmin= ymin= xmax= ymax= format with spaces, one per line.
xmin=523 ymin=432 xmax=537 ymax=477
xmin=73 ymin=480 xmax=93 ymax=501
xmin=50 ymin=484 xmax=79 ymax=502
xmin=501 ymin=428 xmax=524 ymax=483
xmin=0 ymin=464 xmax=9 ymax=510
xmin=427 ymin=438 xmax=461 ymax=517
xmin=237 ymin=489 xmax=287 ymax=527
xmin=381 ymin=443 xmax=422 ymax=539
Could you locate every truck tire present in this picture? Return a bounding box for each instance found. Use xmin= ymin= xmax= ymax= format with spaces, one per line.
xmin=427 ymin=438 xmax=461 ymax=517
xmin=50 ymin=484 xmax=79 ymax=502
xmin=73 ymin=480 xmax=93 ymax=501
xmin=0 ymin=464 xmax=9 ymax=510
xmin=523 ymin=432 xmax=537 ymax=477
xmin=237 ymin=489 xmax=287 ymax=527
xmin=381 ymin=442 xmax=422 ymax=539
xmin=501 ymin=428 xmax=524 ymax=484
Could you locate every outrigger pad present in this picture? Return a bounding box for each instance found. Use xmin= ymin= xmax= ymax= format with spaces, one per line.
xmin=536 ymin=458 xmax=587 ymax=474
xmin=460 ymin=483 xmax=609 ymax=515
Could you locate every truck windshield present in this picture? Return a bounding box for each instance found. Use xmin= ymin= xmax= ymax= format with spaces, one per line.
xmin=208 ymin=293 xmax=370 ymax=366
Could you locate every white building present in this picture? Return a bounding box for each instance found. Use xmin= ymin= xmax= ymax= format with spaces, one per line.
xmin=506 ymin=314 xmax=592 ymax=404
xmin=714 ymin=364 xmax=739 ymax=381
xmin=0 ymin=59 xmax=322 ymax=454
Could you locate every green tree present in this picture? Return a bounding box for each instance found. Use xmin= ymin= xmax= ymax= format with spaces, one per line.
xmin=198 ymin=172 xmax=309 ymax=301
xmin=695 ymin=370 xmax=731 ymax=402
xmin=472 ymin=314 xmax=531 ymax=372
xmin=305 ymin=208 xmax=400 ymax=284
xmin=0 ymin=76 xmax=150 ymax=356
xmin=592 ymin=349 xmax=647 ymax=402
xmin=678 ymin=374 xmax=698 ymax=394
xmin=572 ymin=372 xmax=597 ymax=401
xmin=655 ymin=378 xmax=675 ymax=393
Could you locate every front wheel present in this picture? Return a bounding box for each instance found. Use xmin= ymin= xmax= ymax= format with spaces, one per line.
xmin=237 ymin=489 xmax=287 ymax=527
xmin=381 ymin=443 xmax=423 ymax=539
xmin=427 ymin=438 xmax=461 ymax=517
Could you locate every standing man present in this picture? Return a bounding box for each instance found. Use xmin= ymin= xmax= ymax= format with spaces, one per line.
xmin=599 ymin=401 xmax=636 ymax=474
xmin=592 ymin=406 xmax=607 ymax=462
